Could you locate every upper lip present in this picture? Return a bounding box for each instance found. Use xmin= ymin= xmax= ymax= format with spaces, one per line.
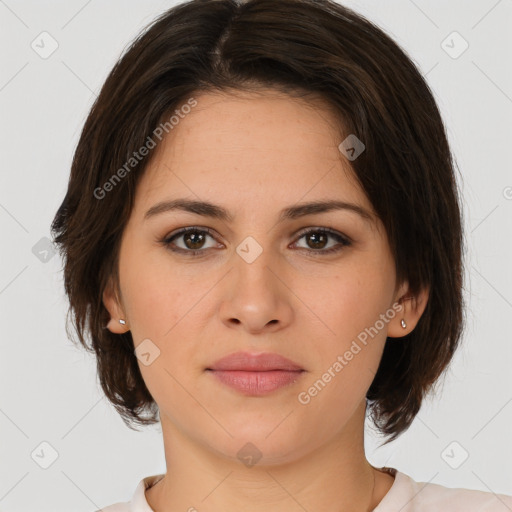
xmin=207 ymin=351 xmax=304 ymax=371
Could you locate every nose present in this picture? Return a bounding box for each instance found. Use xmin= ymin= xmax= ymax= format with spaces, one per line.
xmin=218 ymin=240 xmax=294 ymax=334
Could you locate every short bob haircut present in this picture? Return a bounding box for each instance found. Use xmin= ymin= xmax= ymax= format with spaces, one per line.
xmin=51 ymin=0 xmax=465 ymax=445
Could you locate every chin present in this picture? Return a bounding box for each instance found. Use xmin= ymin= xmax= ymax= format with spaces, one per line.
xmin=200 ymin=424 xmax=312 ymax=467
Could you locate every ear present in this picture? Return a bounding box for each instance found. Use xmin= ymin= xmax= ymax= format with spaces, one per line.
xmin=102 ymin=276 xmax=129 ymax=333
xmin=387 ymin=281 xmax=429 ymax=338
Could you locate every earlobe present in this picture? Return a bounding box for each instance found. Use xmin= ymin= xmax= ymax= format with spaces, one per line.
xmin=102 ymin=278 xmax=129 ymax=333
xmin=387 ymin=285 xmax=429 ymax=339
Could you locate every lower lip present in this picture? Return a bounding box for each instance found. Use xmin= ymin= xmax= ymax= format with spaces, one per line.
xmin=208 ymin=370 xmax=304 ymax=395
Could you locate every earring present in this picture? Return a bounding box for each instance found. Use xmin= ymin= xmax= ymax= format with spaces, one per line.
xmin=400 ymin=296 xmax=409 ymax=329
xmin=119 ymin=319 xmax=126 ymax=325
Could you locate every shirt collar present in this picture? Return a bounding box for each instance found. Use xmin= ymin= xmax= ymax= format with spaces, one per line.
xmin=129 ymin=473 xmax=165 ymax=511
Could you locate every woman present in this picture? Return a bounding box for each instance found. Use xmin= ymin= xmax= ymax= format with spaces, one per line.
xmin=50 ymin=0 xmax=512 ymax=510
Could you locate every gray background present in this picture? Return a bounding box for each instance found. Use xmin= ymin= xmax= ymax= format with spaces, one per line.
xmin=0 ymin=0 xmax=511 ymax=510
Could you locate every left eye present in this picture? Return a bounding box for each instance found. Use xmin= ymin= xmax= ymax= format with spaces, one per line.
xmin=162 ymin=227 xmax=351 ymax=255
xmin=293 ymin=228 xmax=351 ymax=253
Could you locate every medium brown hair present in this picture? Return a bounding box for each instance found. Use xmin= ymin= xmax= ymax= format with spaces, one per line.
xmin=51 ymin=0 xmax=465 ymax=445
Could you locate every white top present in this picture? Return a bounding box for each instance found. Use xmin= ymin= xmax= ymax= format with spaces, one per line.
xmin=96 ymin=467 xmax=512 ymax=511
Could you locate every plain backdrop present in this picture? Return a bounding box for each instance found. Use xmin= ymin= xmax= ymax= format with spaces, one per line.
xmin=0 ymin=0 xmax=511 ymax=510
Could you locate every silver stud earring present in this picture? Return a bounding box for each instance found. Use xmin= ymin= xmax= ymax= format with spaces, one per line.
xmin=399 ymin=296 xmax=410 ymax=329
xmin=119 ymin=319 xmax=126 ymax=325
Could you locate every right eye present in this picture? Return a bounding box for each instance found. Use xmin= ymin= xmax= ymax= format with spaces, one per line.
xmin=161 ymin=226 xmax=222 ymax=255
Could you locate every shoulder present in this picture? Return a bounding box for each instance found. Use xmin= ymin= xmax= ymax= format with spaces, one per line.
xmin=93 ymin=473 xmax=165 ymax=512
xmin=375 ymin=468 xmax=512 ymax=511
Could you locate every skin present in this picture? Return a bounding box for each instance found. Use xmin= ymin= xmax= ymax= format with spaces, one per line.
xmin=103 ymin=89 xmax=429 ymax=512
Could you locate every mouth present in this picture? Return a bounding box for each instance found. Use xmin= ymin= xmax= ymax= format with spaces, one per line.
xmin=206 ymin=369 xmax=305 ymax=395
xmin=206 ymin=351 xmax=305 ymax=396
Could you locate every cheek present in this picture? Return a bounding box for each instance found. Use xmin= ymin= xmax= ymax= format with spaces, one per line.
xmin=314 ymin=265 xmax=393 ymax=345
xmin=297 ymin=275 xmax=390 ymax=428
xmin=120 ymin=249 xmax=215 ymax=392
xmin=125 ymin=275 xmax=181 ymax=339
xmin=302 ymin=264 xmax=393 ymax=403
xmin=120 ymin=246 xmax=199 ymax=338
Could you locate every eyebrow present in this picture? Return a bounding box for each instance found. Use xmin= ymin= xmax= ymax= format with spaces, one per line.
xmin=144 ymin=198 xmax=375 ymax=225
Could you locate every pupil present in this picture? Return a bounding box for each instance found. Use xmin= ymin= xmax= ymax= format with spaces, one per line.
xmin=308 ymin=232 xmax=326 ymax=249
xmin=186 ymin=232 xmax=204 ymax=249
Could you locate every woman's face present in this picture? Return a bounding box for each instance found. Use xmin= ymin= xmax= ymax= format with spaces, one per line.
xmin=104 ymin=90 xmax=416 ymax=463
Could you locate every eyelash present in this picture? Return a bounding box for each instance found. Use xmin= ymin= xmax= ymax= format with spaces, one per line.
xmin=161 ymin=226 xmax=352 ymax=257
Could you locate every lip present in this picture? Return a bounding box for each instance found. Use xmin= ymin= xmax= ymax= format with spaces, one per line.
xmin=207 ymin=351 xmax=303 ymax=372
xmin=206 ymin=351 xmax=305 ymax=396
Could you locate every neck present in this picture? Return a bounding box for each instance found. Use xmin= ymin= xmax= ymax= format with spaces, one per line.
xmin=146 ymin=402 xmax=392 ymax=512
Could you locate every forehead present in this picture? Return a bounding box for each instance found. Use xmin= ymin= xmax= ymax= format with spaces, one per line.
xmin=169 ymin=89 xmax=344 ymax=153
xmin=134 ymin=89 xmax=373 ymax=219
